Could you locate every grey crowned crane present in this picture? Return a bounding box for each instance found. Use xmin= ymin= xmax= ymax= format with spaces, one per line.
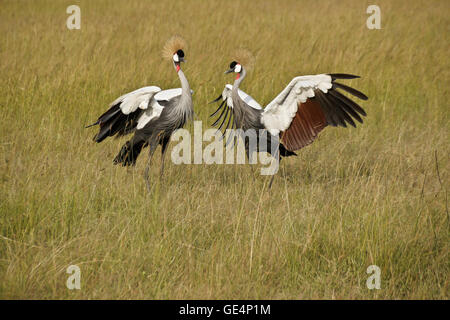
xmin=87 ymin=36 xmax=193 ymax=190
xmin=210 ymin=52 xmax=368 ymax=187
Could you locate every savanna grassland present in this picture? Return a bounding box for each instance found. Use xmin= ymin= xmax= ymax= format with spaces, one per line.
xmin=0 ymin=0 xmax=448 ymax=299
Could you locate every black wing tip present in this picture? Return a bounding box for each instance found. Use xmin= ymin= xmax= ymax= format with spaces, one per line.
xmin=333 ymin=82 xmax=369 ymax=101
xmin=358 ymin=94 xmax=369 ymax=101
xmin=328 ymin=73 xmax=361 ymax=80
xmin=92 ymin=134 xmax=102 ymax=143
xmin=209 ymin=95 xmax=222 ymax=104
xmin=328 ymin=89 xmax=368 ymax=119
xmin=327 ymin=74 xmax=368 ymax=100
xmin=85 ymin=121 xmax=99 ymax=129
xmin=210 ymin=100 xmax=226 ymax=119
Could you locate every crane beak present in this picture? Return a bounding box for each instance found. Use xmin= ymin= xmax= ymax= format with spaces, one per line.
xmin=180 ymin=57 xmax=186 ymax=63
xmin=224 ymin=68 xmax=233 ymax=74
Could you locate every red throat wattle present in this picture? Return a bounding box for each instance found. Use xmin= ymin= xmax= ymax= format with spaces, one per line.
xmin=236 ymin=73 xmax=240 ymax=80
xmin=176 ymin=64 xmax=180 ymax=72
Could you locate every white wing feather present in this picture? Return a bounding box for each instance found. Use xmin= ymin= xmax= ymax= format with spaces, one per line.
xmin=155 ymin=88 xmax=194 ymax=101
xmin=155 ymin=88 xmax=182 ymax=101
xmin=110 ymin=86 xmax=161 ymax=115
xmin=136 ymin=87 xmax=193 ymax=130
xmin=222 ymin=84 xmax=262 ymax=110
xmin=261 ymin=74 xmax=332 ymax=135
xmin=137 ymin=100 xmax=165 ymax=129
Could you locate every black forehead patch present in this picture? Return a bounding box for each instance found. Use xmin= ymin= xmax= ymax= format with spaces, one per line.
xmin=177 ymin=49 xmax=185 ymax=58
xmin=230 ymin=61 xmax=237 ymax=69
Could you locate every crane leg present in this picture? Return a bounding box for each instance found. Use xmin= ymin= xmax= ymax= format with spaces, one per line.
xmin=268 ymin=175 xmax=275 ymax=189
xmin=144 ymin=145 xmax=157 ymax=193
xmin=268 ymin=148 xmax=281 ymax=189
xmin=244 ymin=143 xmax=258 ymax=179
xmin=160 ymin=138 xmax=170 ymax=180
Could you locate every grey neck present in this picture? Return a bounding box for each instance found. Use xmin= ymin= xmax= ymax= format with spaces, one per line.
xmin=231 ymin=67 xmax=247 ymax=111
xmin=174 ymin=62 xmax=191 ymax=98
xmin=233 ymin=67 xmax=247 ymax=89
xmin=172 ymin=62 xmax=193 ymax=122
xmin=231 ymin=67 xmax=259 ymax=130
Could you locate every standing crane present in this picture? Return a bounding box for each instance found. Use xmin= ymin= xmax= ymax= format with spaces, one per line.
xmin=86 ymin=36 xmax=193 ymax=190
xmin=210 ymin=53 xmax=368 ymax=187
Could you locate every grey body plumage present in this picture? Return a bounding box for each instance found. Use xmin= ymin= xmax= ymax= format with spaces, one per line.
xmin=231 ymin=69 xmax=264 ymax=132
xmin=211 ymin=60 xmax=367 ymax=188
xmin=118 ymin=66 xmax=193 ymax=166
xmin=215 ymin=67 xmax=295 ymax=159
xmin=87 ymin=42 xmax=192 ymax=191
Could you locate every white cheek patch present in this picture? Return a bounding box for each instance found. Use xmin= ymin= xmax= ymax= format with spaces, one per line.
xmin=173 ymin=54 xmax=179 ymax=62
xmin=235 ymin=64 xmax=242 ymax=73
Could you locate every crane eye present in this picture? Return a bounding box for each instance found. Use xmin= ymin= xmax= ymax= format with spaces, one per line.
xmin=229 ymin=61 xmax=237 ymax=69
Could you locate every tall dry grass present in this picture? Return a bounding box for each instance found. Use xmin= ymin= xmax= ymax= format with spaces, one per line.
xmin=0 ymin=0 xmax=448 ymax=299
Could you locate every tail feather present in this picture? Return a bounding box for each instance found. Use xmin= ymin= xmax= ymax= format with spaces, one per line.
xmin=94 ymin=111 xmax=126 ymax=143
xmin=89 ymin=102 xmax=142 ymax=143
xmin=97 ymin=103 xmax=122 ymax=125
xmin=87 ymin=103 xmax=122 ymax=142
xmin=113 ymin=139 xmax=146 ymax=166
xmin=280 ymin=143 xmax=297 ymax=157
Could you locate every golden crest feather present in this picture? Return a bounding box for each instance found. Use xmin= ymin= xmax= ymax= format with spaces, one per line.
xmin=233 ymin=48 xmax=255 ymax=70
xmin=162 ymin=36 xmax=187 ymax=60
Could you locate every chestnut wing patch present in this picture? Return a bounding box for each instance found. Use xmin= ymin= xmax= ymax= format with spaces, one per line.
xmin=262 ymin=73 xmax=367 ymax=151
xmin=281 ymin=98 xmax=327 ymax=151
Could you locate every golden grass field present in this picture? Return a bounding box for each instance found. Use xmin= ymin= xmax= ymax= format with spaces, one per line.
xmin=0 ymin=0 xmax=448 ymax=299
